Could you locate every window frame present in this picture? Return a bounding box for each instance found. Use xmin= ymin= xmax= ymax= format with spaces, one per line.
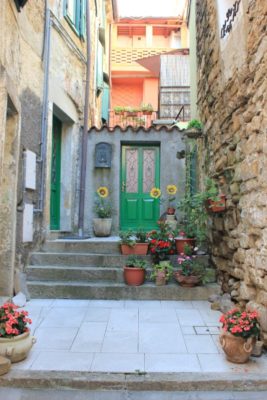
xmin=64 ymin=0 xmax=85 ymax=39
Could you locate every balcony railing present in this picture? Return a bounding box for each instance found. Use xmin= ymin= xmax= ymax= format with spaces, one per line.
xmin=109 ymin=110 xmax=158 ymax=129
xmin=111 ymin=47 xmax=170 ymax=65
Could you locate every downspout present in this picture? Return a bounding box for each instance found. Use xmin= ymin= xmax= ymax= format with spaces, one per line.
xmin=78 ymin=0 xmax=91 ymax=236
xmin=35 ymin=1 xmax=51 ymax=213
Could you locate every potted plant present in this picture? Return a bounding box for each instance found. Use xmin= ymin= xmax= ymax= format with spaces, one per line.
xmin=219 ymin=308 xmax=260 ymax=363
xmin=93 ymin=186 xmax=112 ymax=237
xmin=140 ymin=103 xmax=154 ymax=115
xmin=148 ymin=222 xmax=175 ymax=263
xmin=119 ymin=230 xmax=149 ymax=255
xmin=151 ymin=260 xmax=173 ymax=286
xmin=123 ymin=256 xmax=147 ymax=286
xmin=175 ymin=190 xmax=208 ymax=253
xmin=0 ymin=303 xmax=35 ymax=363
xmin=114 ymin=106 xmax=125 ymax=115
xmin=125 ymin=107 xmax=140 ymax=117
xmin=185 ymin=119 xmax=203 ymax=138
xmin=174 ymin=245 xmax=205 ymax=287
xmin=205 ymin=178 xmax=226 ymax=213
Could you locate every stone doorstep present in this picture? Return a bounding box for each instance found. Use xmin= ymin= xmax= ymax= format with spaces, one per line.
xmin=1 ymin=370 xmax=267 ymax=392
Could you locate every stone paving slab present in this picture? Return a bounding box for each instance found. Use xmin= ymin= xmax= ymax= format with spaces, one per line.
xmin=6 ymin=299 xmax=267 ymax=375
xmin=1 ymin=299 xmax=267 ymax=384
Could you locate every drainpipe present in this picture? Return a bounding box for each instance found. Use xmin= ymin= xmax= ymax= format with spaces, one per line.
xmin=78 ymin=0 xmax=91 ymax=236
xmin=35 ymin=1 xmax=51 ymax=213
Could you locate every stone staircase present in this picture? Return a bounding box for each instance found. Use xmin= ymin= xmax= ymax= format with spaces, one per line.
xmin=27 ymin=239 xmax=219 ymax=299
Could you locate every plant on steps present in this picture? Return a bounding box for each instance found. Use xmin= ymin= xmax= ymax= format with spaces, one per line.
xmin=123 ymin=256 xmax=148 ymax=286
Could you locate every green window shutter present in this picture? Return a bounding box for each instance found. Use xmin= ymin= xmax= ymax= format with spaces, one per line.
xmin=101 ymin=83 xmax=110 ymax=122
xmin=96 ymin=41 xmax=104 ymax=93
xmin=79 ymin=0 xmax=86 ymax=39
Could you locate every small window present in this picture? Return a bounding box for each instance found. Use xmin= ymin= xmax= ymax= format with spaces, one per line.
xmin=64 ymin=0 xmax=85 ymax=38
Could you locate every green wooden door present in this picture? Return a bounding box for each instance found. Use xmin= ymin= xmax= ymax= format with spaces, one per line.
xmin=120 ymin=145 xmax=160 ymax=231
xmin=50 ymin=116 xmax=62 ymax=230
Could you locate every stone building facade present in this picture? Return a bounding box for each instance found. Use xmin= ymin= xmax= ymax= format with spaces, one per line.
xmin=195 ymin=0 xmax=267 ymax=340
xmin=0 ymin=0 xmax=113 ymax=296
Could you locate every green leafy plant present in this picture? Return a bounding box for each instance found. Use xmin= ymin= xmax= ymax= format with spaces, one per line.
xmin=176 ymin=191 xmax=208 ymax=242
xmin=151 ymin=260 xmax=173 ymax=281
xmin=126 ymin=256 xmax=148 ymax=269
xmin=135 ymin=230 xmax=148 ymax=243
xmin=114 ymin=106 xmax=125 ymax=114
xmin=125 ymin=106 xmax=140 ymax=114
xmin=187 ymin=119 xmax=203 ymax=130
xmin=119 ymin=231 xmax=136 ymax=247
xmin=140 ymin=103 xmax=153 ymax=112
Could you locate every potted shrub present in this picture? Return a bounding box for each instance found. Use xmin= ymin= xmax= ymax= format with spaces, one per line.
xmin=185 ymin=119 xmax=203 ymax=138
xmin=148 ymin=222 xmax=175 ymax=263
xmin=151 ymin=260 xmax=173 ymax=286
xmin=140 ymin=103 xmax=154 ymax=115
xmin=123 ymin=256 xmax=147 ymax=286
xmin=0 ymin=303 xmax=35 ymax=363
xmin=174 ymin=247 xmax=205 ymax=287
xmin=219 ymin=308 xmax=260 ymax=363
xmin=93 ymin=186 xmax=112 ymax=237
xmin=119 ymin=231 xmax=136 ymax=255
xmin=205 ymin=178 xmax=226 ymax=213
xmin=119 ymin=230 xmax=149 ymax=255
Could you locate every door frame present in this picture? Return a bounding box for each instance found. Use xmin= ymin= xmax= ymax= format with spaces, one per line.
xmin=120 ymin=142 xmax=160 ymax=231
xmin=50 ymin=115 xmax=62 ymax=230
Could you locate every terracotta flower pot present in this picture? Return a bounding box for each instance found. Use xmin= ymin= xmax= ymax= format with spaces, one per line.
xmin=167 ymin=207 xmax=175 ymax=215
xmin=175 ymin=238 xmax=195 ymax=254
xmin=155 ymin=271 xmax=167 ymax=286
xmin=174 ymin=271 xmax=200 ymax=287
xmin=123 ymin=266 xmax=145 ymax=286
xmin=219 ymin=331 xmax=255 ymax=364
xmin=0 ymin=331 xmax=36 ymax=363
xmin=207 ymin=194 xmax=226 ymax=213
xmin=121 ymin=243 xmax=148 ymax=255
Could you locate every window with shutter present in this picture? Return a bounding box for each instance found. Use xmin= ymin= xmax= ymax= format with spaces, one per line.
xmin=64 ymin=0 xmax=85 ymax=38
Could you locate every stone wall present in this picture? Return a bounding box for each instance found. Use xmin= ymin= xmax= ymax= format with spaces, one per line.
xmin=196 ymin=0 xmax=267 ymax=340
xmin=0 ymin=0 xmax=113 ymax=296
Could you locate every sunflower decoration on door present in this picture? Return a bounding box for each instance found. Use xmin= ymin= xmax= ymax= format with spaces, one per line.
xmin=150 ymin=185 xmax=177 ymax=215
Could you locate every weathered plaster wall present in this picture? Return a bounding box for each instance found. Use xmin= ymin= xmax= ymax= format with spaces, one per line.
xmin=85 ymin=126 xmax=186 ymax=235
xmin=196 ymin=0 xmax=267 ymax=340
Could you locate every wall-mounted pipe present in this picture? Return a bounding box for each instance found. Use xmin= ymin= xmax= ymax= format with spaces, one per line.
xmin=78 ymin=0 xmax=91 ymax=236
xmin=34 ymin=1 xmax=51 ymax=213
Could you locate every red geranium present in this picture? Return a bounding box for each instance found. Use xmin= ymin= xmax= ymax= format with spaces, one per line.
xmin=219 ymin=308 xmax=260 ymax=339
xmin=0 ymin=303 xmax=32 ymax=338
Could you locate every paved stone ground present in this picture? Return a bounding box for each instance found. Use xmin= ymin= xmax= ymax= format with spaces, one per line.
xmin=10 ymin=299 xmax=267 ymax=373
xmin=1 ymin=388 xmax=267 ymax=400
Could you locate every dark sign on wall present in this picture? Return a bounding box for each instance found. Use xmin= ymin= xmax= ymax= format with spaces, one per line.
xmin=95 ymin=142 xmax=112 ymax=168
xmin=14 ymin=0 xmax=28 ymax=12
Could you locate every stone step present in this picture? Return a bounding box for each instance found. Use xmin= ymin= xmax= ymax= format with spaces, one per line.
xmin=27 ymin=265 xmax=124 ymax=282
xmin=27 ymin=281 xmax=220 ymax=300
xmin=42 ymin=240 xmax=121 ymax=254
xmin=30 ymin=252 xmax=210 ymax=267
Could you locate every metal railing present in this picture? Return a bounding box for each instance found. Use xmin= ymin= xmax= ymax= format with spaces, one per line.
xmin=109 ymin=110 xmax=158 ymax=129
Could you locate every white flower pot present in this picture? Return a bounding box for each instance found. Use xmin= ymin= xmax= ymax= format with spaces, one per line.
xmin=93 ymin=218 xmax=112 ymax=237
xmin=0 ymin=331 xmax=36 ymax=363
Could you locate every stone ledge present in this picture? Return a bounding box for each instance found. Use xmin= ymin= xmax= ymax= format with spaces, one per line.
xmin=1 ymin=370 xmax=267 ymax=392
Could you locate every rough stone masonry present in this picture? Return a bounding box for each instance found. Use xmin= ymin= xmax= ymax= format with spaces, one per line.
xmin=196 ymin=0 xmax=267 ymax=342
